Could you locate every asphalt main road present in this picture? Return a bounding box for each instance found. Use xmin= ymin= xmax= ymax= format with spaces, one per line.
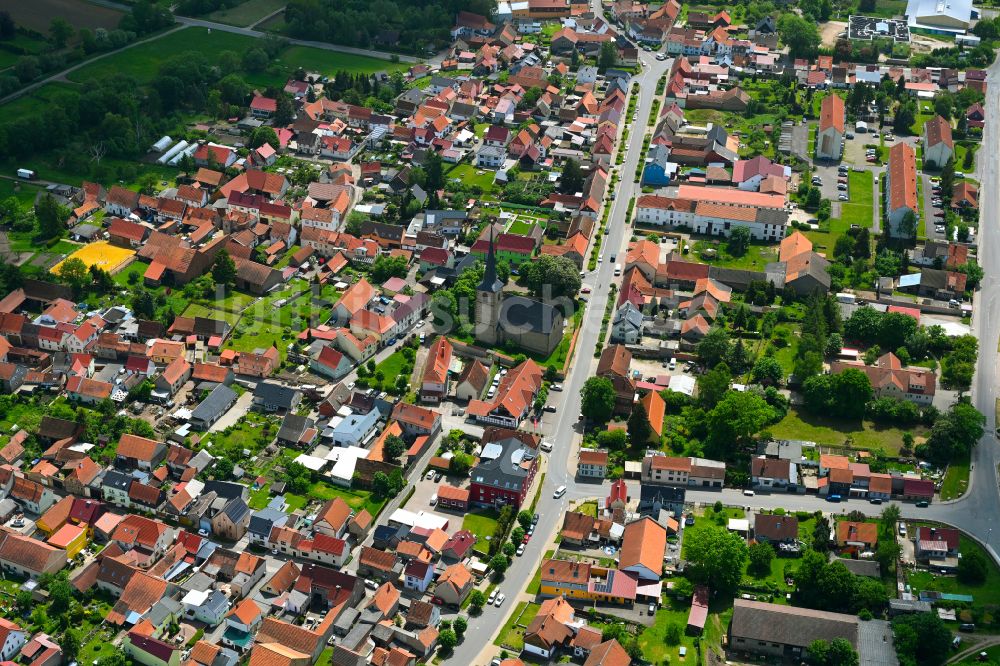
xmin=442 ymin=43 xmax=675 ymax=665
xmin=446 ymin=40 xmax=1000 ymax=666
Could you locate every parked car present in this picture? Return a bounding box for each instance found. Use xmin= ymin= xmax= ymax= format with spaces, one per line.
xmin=516 ymin=544 xmax=525 ymax=556
xmin=495 ymin=593 xmax=506 ymax=607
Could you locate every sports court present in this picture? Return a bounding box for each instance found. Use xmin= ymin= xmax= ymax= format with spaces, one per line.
xmin=50 ymin=240 xmax=136 ymax=275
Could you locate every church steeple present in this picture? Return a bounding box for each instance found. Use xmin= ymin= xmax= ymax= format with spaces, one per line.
xmin=478 ymin=225 xmax=503 ymax=294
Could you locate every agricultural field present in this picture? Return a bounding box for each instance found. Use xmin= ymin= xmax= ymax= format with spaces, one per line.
xmin=67 ymin=27 xmax=409 ymax=88
xmin=5 ymin=0 xmax=123 ymax=36
xmin=68 ymin=28 xmax=260 ymax=84
xmin=202 ymin=0 xmax=287 ymax=27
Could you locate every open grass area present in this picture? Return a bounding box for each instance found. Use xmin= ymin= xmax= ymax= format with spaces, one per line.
xmin=445 ymin=163 xmax=498 ymax=192
xmin=638 ymin=597 xmax=703 ymax=665
xmin=507 ymin=219 xmax=537 ymax=236
xmin=0 ymin=83 xmax=81 ymax=125
xmin=278 ymin=45 xmax=408 ymax=76
xmin=769 ymin=406 xmax=926 ymax=455
xmin=681 ymin=505 xmax=745 ymax=559
xmin=70 ymin=28 xmax=260 ymax=84
xmin=202 ymin=0 xmax=287 ymax=26
xmin=182 ymin=303 xmax=243 ymax=324
xmin=839 ymin=170 xmax=875 ymax=228
xmin=957 ymin=645 xmax=1000 ymax=665
xmin=906 ymin=535 xmax=1000 ymax=606
xmin=691 ymin=238 xmax=779 ymax=271
xmin=463 ymin=509 xmax=500 ymax=548
xmin=494 ymin=601 xmax=540 ymax=650
xmin=940 ymin=451 xmax=971 ymax=500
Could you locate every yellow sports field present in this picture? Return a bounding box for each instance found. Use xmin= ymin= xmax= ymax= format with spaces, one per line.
xmin=50 ymin=240 xmax=136 ymax=276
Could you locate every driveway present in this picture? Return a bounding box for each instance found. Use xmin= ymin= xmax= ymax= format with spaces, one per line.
xmin=209 ymin=390 xmax=254 ymax=432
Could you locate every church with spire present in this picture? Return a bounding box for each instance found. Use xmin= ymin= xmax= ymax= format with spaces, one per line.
xmin=475 ymin=228 xmax=565 ymax=356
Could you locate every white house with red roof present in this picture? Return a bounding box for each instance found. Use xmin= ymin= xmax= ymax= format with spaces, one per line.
xmin=817 ymin=94 xmax=845 ymax=160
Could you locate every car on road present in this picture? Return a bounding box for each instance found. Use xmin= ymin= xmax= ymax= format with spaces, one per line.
xmin=488 ymin=589 xmax=498 ymax=605
xmin=533 ymin=513 xmax=539 ymax=524
xmin=869 ymin=498 xmax=883 ymax=505
xmin=581 ymin=286 xmax=592 ymax=294
xmin=837 ymin=183 xmax=848 ymax=191
xmin=543 ymin=405 xmax=557 ymax=413
xmin=656 ymin=53 xmax=667 ymax=60
xmin=516 ymin=544 xmax=525 ymax=556
xmin=827 ymin=494 xmax=842 ymax=503
xmin=433 ymin=472 xmax=442 ymax=482
xmin=743 ymin=489 xmax=755 ymax=496
xmin=347 ymin=381 xmax=356 ymax=390
xmin=916 ymin=500 xmax=930 ymax=507
xmin=935 ymin=225 xmax=946 ymax=233
xmin=551 ymin=384 xmax=563 ymax=391
xmin=553 ymin=485 xmax=567 ymax=499
xmin=523 ymin=534 xmax=531 ymax=544
xmin=495 ymin=593 xmax=506 ymax=607
xmin=425 ymin=470 xmax=435 ymax=480
xmin=838 ymin=194 xmax=849 ymax=201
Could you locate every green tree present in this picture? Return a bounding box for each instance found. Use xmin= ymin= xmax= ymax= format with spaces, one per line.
xmin=383 ymin=434 xmax=406 ymax=463
xmin=685 ymin=527 xmax=749 ymax=593
xmin=469 ymin=589 xmax=486 ymax=611
xmin=212 ymin=249 xmax=237 ymax=288
xmin=517 ymin=510 xmax=533 ymax=530
xmin=727 ymin=226 xmax=752 ymax=257
xmin=751 ymin=356 xmax=783 ymax=385
xmin=779 ymin=14 xmax=821 ymax=58
xmin=697 ymin=328 xmax=732 ymax=368
xmin=438 ymin=628 xmax=458 ymax=652
xmin=48 ymin=576 xmax=73 ymax=615
xmin=698 ymin=361 xmax=732 ymax=408
xmin=57 ymin=258 xmax=90 ymax=298
xmin=35 ymin=194 xmax=67 ymax=239
xmin=809 ymin=639 xmax=859 ymax=666
xmin=248 ymin=126 xmax=279 ymax=149
xmin=581 ymin=376 xmax=616 ymax=425
xmin=560 ymin=158 xmax=584 ymax=194
xmin=49 ymin=18 xmax=74 ymax=48
xmin=892 ymin=612 xmax=952 ymax=666
xmin=958 ymin=548 xmax=988 ymax=583
xmin=519 ymin=254 xmax=582 ymax=298
xmin=628 ymin=402 xmax=654 ymax=445
xmin=371 ymin=255 xmax=409 ymax=282
xmin=242 ymin=47 xmax=269 ymax=72
xmin=489 ymin=553 xmax=509 ymax=575
xmin=454 ymin=616 xmax=467 ymax=637
xmin=449 ymin=452 xmax=473 ymax=476
xmin=876 ymin=539 xmax=902 ymax=573
xmin=748 ymin=541 xmax=774 ymax=576
xmin=61 ymin=629 xmax=80 ymax=662
xmin=705 ymin=391 xmax=774 ymax=460
xmin=598 ymin=41 xmax=618 ymax=70
xmin=893 ymin=100 xmax=918 ymax=136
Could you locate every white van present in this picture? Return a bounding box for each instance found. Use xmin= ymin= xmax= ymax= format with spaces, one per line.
xmin=614 ymin=264 xmax=622 ymax=276
xmin=429 ymin=494 xmax=437 ymax=505
xmin=540 ymin=441 xmax=553 ymax=452
xmin=553 ymin=485 xmax=567 ymax=498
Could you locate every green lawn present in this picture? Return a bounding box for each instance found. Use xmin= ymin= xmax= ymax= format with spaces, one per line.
xmin=638 ymin=597 xmax=701 ymax=665
xmin=957 ymin=645 xmax=1000 ymax=665
xmin=278 ymin=45 xmax=409 ymax=76
xmin=906 ymin=536 xmax=1000 ymax=606
xmin=769 ymin=406 xmax=926 ymax=455
xmin=182 ymin=303 xmax=243 ymax=324
xmin=69 ymin=28 xmax=263 ymax=84
xmin=462 ymin=509 xmax=500 ymax=548
xmin=507 ymin=219 xmax=537 ymax=236
xmin=681 ymin=505 xmax=745 ymax=559
xmin=445 ymin=163 xmax=498 ymax=191
xmin=0 ymin=83 xmax=82 ymax=125
xmin=0 ymin=179 xmax=43 ymax=207
xmin=494 ymin=601 xmax=540 ymax=650
xmin=940 ymin=451 xmax=971 ymax=500
xmin=954 ymin=142 xmax=978 ymax=174
xmin=839 ymin=170 xmax=875 ymax=228
xmin=202 ymin=0 xmax=287 ymax=26
xmin=691 ymin=238 xmax=779 ymax=271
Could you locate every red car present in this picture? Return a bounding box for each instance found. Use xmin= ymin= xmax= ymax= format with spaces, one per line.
xmin=430 ymin=597 xmax=444 ymax=605
xmin=522 ymin=535 xmax=531 ymax=544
